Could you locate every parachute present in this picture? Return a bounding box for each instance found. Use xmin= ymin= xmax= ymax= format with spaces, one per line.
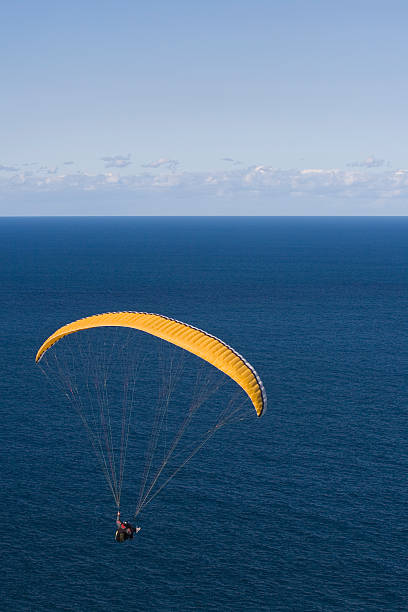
xmin=36 ymin=312 xmax=266 ymax=416
xmin=36 ymin=312 xmax=266 ymax=518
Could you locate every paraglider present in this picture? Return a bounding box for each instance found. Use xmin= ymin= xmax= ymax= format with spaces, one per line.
xmin=36 ymin=311 xmax=266 ymax=417
xmin=115 ymin=511 xmax=141 ymax=542
xmin=36 ymin=311 xmax=266 ymax=534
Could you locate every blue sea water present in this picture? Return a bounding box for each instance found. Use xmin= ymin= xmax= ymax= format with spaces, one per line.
xmin=1 ymin=216 xmax=408 ymax=611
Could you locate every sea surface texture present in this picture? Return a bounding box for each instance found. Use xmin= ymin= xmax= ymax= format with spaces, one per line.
xmin=1 ymin=217 xmax=408 ymax=611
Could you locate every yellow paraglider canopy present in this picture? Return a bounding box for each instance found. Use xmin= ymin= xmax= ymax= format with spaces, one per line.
xmin=36 ymin=311 xmax=266 ymax=416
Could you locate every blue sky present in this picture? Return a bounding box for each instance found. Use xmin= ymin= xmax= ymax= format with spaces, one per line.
xmin=1 ymin=0 xmax=408 ymax=214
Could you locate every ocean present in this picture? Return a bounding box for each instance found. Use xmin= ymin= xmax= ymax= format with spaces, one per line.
xmin=1 ymin=216 xmax=408 ymax=611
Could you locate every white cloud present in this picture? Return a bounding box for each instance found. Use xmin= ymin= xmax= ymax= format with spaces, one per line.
xmin=142 ymin=158 xmax=179 ymax=171
xmin=100 ymin=154 xmax=132 ymax=168
xmin=105 ymin=172 xmax=120 ymax=184
xmin=221 ymin=157 xmax=242 ymax=165
xmin=0 ymin=164 xmax=19 ymax=172
xmin=2 ymin=163 xmax=408 ymax=213
xmin=347 ymin=155 xmax=389 ymax=168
